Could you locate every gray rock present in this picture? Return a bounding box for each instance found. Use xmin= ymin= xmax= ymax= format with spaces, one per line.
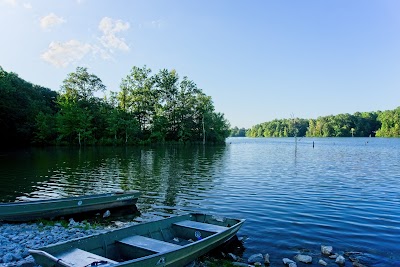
xmin=46 ymin=235 xmax=54 ymax=243
xmin=68 ymin=218 xmax=77 ymax=227
xmin=228 ymin=253 xmax=238 ymax=261
xmin=0 ymin=221 xmax=109 ymax=267
xmin=283 ymin=258 xmax=297 ymax=266
xmin=3 ymin=252 xmax=14 ymax=263
xmin=335 ymin=255 xmax=345 ymax=265
xmin=248 ymin=253 xmax=264 ymax=264
xmin=16 ymin=255 xmax=36 ymax=267
xmin=329 ymin=253 xmax=339 ymax=259
xmin=321 ymin=245 xmax=333 ymax=255
xmin=318 ymin=259 xmax=328 ymax=266
xmin=294 ymin=254 xmax=312 ymax=263
xmin=13 ymin=250 xmax=23 ymax=260
xmin=264 ymin=253 xmax=270 ymax=265
xmin=21 ymin=248 xmax=30 ymax=258
xmin=103 ymin=210 xmax=111 ymax=218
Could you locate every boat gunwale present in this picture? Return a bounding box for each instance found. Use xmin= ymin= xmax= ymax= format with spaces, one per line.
xmin=0 ymin=190 xmax=141 ymax=207
xmin=116 ymin=217 xmax=245 ymax=266
xmin=29 ymin=213 xmax=245 ymax=266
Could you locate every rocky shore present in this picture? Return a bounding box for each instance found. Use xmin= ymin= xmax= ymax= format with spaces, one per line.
xmin=0 ymin=218 xmax=119 ymax=266
xmin=0 ymin=218 xmax=380 ymax=267
xmin=206 ymin=244 xmax=369 ymax=267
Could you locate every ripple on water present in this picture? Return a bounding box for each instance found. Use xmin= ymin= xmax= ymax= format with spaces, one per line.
xmin=0 ymin=139 xmax=399 ymax=265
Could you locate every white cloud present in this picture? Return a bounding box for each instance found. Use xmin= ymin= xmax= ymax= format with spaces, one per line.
xmin=23 ymin=2 xmax=31 ymax=9
xmin=1 ymin=0 xmax=17 ymax=6
xmin=41 ymin=17 xmax=130 ymax=67
xmin=1 ymin=0 xmax=32 ymax=9
xmin=41 ymin=40 xmax=94 ymax=67
xmin=98 ymin=17 xmax=130 ymax=51
xmin=40 ymin=13 xmax=66 ymax=29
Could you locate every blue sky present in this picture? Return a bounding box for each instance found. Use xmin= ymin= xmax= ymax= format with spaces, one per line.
xmin=1 ymin=0 xmax=399 ymax=128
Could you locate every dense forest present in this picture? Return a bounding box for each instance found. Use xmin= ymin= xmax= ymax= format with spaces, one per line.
xmin=0 ymin=66 xmax=230 ymax=147
xmin=247 ymin=108 xmax=400 ymax=138
xmin=230 ymin=127 xmax=246 ymax=137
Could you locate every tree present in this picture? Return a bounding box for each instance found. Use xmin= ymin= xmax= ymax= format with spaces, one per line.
xmin=155 ymin=69 xmax=180 ymax=140
xmin=1 ymin=66 xmax=232 ymax=146
xmin=121 ymin=66 xmax=156 ymax=134
xmin=176 ymin=77 xmax=200 ymax=142
xmin=0 ymin=67 xmax=58 ymax=146
xmin=61 ymin=67 xmax=106 ymax=102
xmin=376 ymin=107 xmax=400 ymax=137
xmin=57 ymin=67 xmax=106 ymax=145
xmin=35 ymin=111 xmax=56 ymax=144
xmin=230 ymin=127 xmax=246 ymax=137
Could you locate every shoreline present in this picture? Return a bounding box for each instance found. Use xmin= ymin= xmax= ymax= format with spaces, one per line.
xmin=0 ymin=218 xmax=396 ymax=267
xmin=0 ymin=219 xmax=118 ymax=266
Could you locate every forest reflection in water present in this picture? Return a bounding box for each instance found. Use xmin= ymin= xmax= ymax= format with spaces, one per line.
xmin=0 ymin=145 xmax=226 ymax=215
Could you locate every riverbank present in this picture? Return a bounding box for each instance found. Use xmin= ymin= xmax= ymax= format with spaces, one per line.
xmin=0 ymin=218 xmax=236 ymax=267
xmin=0 ymin=219 xmax=392 ymax=267
xmin=0 ymin=219 xmax=118 ymax=266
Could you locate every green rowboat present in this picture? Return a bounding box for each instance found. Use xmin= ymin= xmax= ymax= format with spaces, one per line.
xmin=0 ymin=191 xmax=140 ymax=222
xmin=29 ymin=213 xmax=245 ymax=267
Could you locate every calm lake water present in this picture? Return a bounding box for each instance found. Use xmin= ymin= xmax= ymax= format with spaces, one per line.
xmin=1 ymin=137 xmax=399 ymax=266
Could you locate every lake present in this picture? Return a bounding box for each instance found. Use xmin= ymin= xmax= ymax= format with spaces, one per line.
xmin=1 ymin=137 xmax=399 ymax=266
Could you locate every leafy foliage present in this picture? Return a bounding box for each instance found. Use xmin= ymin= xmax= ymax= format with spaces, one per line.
xmin=230 ymin=127 xmax=246 ymax=137
xmin=247 ymin=118 xmax=308 ymax=137
xmin=246 ymin=110 xmax=398 ymax=137
xmin=0 ymin=66 xmax=58 ymax=146
xmin=376 ymin=107 xmax=400 ymax=137
xmin=0 ymin=66 xmax=230 ymax=146
xmin=3 ymin=65 xmax=398 ymax=147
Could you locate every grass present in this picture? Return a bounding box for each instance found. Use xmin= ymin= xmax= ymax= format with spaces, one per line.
xmin=36 ymin=218 xmax=102 ymax=230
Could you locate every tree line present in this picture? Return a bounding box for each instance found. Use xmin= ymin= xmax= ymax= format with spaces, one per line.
xmin=247 ymin=108 xmax=400 ymax=138
xmin=0 ymin=66 xmax=230 ymax=147
xmin=230 ymin=127 xmax=246 ymax=137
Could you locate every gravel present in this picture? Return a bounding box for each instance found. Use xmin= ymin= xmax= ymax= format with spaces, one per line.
xmin=0 ymin=219 xmax=119 ymax=267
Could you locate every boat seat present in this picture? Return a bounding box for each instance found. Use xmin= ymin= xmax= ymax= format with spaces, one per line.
xmin=118 ymin=235 xmax=181 ymax=253
xmin=54 ymin=248 xmax=117 ymax=267
xmin=173 ymin=220 xmax=229 ymax=233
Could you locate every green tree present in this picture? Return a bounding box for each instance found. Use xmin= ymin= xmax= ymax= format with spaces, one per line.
xmin=230 ymin=127 xmax=246 ymax=137
xmin=155 ymin=69 xmax=180 ymax=140
xmin=61 ymin=67 xmax=105 ymax=102
xmin=34 ymin=111 xmax=56 ymax=144
xmin=57 ymin=67 xmax=106 ymax=145
xmin=0 ymin=67 xmax=58 ymax=146
xmin=376 ymin=107 xmax=400 ymax=137
xmin=121 ymin=66 xmax=156 ymax=134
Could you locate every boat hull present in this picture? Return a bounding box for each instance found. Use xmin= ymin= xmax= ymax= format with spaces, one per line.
xmin=0 ymin=191 xmax=140 ymax=222
xmin=30 ymin=213 xmax=245 ymax=267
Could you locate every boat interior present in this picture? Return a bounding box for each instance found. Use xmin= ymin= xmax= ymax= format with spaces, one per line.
xmin=35 ymin=213 xmax=241 ymax=266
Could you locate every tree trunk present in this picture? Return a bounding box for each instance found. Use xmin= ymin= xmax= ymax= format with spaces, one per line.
xmin=202 ymin=115 xmax=205 ymax=145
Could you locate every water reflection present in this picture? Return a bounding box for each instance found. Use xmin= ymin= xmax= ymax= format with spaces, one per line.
xmin=0 ymin=146 xmax=227 ymax=216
